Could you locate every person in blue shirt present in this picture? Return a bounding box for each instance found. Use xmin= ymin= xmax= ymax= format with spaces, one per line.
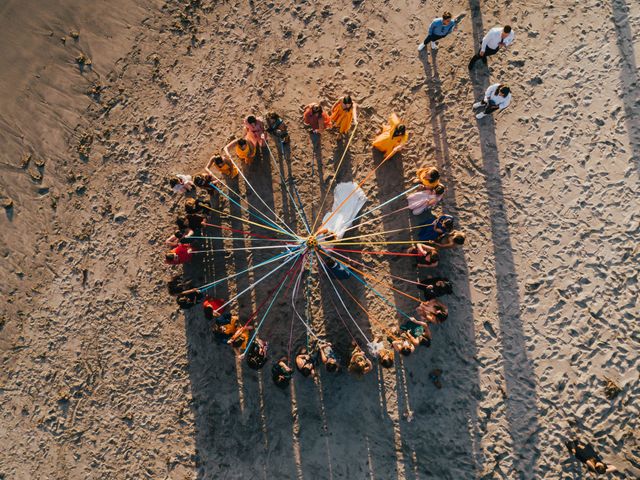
xmin=325 ymin=256 xmax=352 ymax=280
xmin=418 ymin=11 xmax=463 ymax=52
xmin=417 ymin=210 xmax=455 ymax=242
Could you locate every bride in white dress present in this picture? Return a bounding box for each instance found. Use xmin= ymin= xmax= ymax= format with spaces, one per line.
xmin=317 ymin=182 xmax=368 ymax=241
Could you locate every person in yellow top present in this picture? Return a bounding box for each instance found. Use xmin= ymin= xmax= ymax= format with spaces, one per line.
xmin=330 ymin=95 xmax=358 ymax=134
xmin=224 ymin=137 xmax=256 ymax=165
xmin=372 ymin=113 xmax=409 ymax=159
xmin=228 ymin=325 xmax=253 ymax=356
xmin=416 ymin=166 xmax=441 ymax=188
xmin=206 ymin=154 xmax=238 ymax=178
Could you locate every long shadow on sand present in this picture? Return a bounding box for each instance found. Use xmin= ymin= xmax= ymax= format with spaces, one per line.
xmin=183 ymin=138 xmax=402 ymax=479
xmin=611 ymin=0 xmax=640 ymax=176
xmin=184 ymin=159 xmax=305 ymax=479
xmin=468 ymin=0 xmax=541 ymax=476
xmin=371 ymin=122 xmax=482 ymax=478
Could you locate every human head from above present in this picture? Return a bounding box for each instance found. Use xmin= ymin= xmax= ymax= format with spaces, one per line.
xmin=502 ymin=25 xmax=512 ymax=37
xmin=498 ymin=85 xmax=511 ymax=97
xmin=427 ymin=167 xmax=440 ymax=182
xmin=434 ymin=308 xmax=448 ymax=323
xmin=266 ymin=112 xmax=279 ymax=123
xmin=193 ymin=173 xmax=207 ymax=187
xmin=213 ymin=155 xmax=224 ymax=166
xmin=184 ymin=198 xmax=198 ymax=213
xmin=231 ymin=335 xmax=245 ymax=348
xmin=440 ymin=216 xmax=454 ymax=232
xmin=380 ymin=351 xmax=394 ymax=368
xmin=452 ymin=231 xmax=466 ymax=245
xmin=169 ymin=177 xmax=179 ymax=187
xmin=165 ymin=252 xmax=177 ymax=262
xmin=434 ymin=184 xmax=445 ymax=195
xmin=176 ymin=296 xmax=193 ymax=308
xmin=342 ymin=95 xmax=352 ymax=106
xmin=176 ymin=216 xmax=188 ymax=229
xmin=585 ymin=458 xmax=607 ymax=474
xmin=428 ymin=251 xmax=440 ymax=263
xmin=394 ymin=124 xmax=406 ymax=137
xmin=435 ymin=279 xmax=453 ymax=294
xmin=325 ymin=357 xmax=338 ymax=372
xmin=442 ymin=11 xmax=452 ymax=24
xmin=246 ymin=115 xmax=257 ymax=124
xmin=311 ymin=104 xmax=322 ymax=114
xmin=203 ymin=304 xmax=215 ymax=320
xmin=400 ymin=342 xmax=413 ymax=356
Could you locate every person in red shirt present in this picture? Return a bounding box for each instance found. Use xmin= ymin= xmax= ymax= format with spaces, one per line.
xmin=165 ymin=243 xmax=194 ymax=265
xmin=203 ymin=298 xmax=225 ymax=320
xmin=303 ymin=103 xmax=331 ymax=133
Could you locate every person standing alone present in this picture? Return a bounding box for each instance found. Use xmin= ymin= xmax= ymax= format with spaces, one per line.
xmin=468 ymin=25 xmax=515 ymax=68
xmin=418 ymin=11 xmax=464 ymax=52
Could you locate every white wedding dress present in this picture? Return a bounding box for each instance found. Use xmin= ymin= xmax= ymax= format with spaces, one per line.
xmin=321 ymin=182 xmax=368 ymax=240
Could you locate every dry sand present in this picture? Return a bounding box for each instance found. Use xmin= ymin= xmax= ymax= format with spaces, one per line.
xmin=1 ymin=0 xmax=639 ymax=479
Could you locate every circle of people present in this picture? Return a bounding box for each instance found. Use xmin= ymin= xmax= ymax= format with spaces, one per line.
xmin=160 ymin=14 xmax=525 ymax=391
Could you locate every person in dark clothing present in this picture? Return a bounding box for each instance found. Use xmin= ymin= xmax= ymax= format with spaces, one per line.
xmin=272 ymin=357 xmax=294 ymax=387
xmin=167 ymin=275 xmax=192 ymax=296
xmin=565 ymin=439 xmax=616 ymax=474
xmin=176 ymin=288 xmax=204 ymax=309
xmin=265 ymin=112 xmax=290 ymax=145
xmin=417 ymin=211 xmax=455 ymax=242
xmin=193 ymin=172 xmax=219 ymax=197
xmin=246 ymin=338 xmax=268 ymax=370
xmin=325 ymin=256 xmax=351 ymax=280
xmin=418 ymin=277 xmax=453 ymax=300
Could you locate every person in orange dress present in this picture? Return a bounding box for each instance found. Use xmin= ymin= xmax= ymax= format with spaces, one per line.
xmin=224 ymin=137 xmax=256 ymax=165
xmin=206 ymin=154 xmax=238 ymax=178
xmin=372 ymin=113 xmax=409 ymax=159
xmin=330 ymin=95 xmax=357 ymax=134
xmin=303 ymin=103 xmax=331 ymax=133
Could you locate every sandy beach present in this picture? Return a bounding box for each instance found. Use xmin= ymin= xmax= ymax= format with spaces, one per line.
xmin=1 ymin=0 xmax=639 ymax=479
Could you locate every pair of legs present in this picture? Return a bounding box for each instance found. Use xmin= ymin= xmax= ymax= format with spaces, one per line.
xmin=473 ymin=101 xmax=500 ymax=115
xmin=468 ymin=46 xmax=499 ymax=68
xmin=420 ymin=33 xmax=447 ymax=50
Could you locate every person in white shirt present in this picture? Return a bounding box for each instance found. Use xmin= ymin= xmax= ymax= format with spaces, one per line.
xmin=473 ymin=84 xmax=511 ymax=119
xmin=169 ymin=174 xmax=195 ymax=194
xmin=468 ymin=25 xmax=514 ymax=69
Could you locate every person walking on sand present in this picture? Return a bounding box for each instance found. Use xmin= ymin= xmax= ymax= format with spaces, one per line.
xmin=473 ymin=83 xmax=511 ymax=119
xmin=468 ymin=25 xmax=515 ymax=69
xmin=565 ymin=438 xmax=617 ymax=474
xmin=330 ymin=95 xmax=358 ymax=134
xmin=418 ymin=11 xmax=464 ymax=52
xmin=303 ymin=103 xmax=331 ymax=134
